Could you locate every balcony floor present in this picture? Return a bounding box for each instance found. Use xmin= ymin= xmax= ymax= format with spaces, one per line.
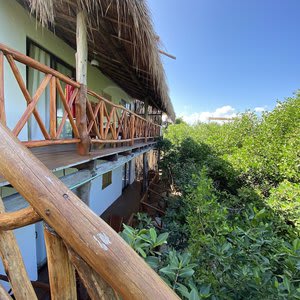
xmin=101 ymin=181 xmax=142 ymax=225
xmin=0 ymin=141 xmax=156 ymax=187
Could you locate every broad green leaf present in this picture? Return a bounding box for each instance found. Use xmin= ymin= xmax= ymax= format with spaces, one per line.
xmin=176 ymin=283 xmax=190 ymax=299
xmin=137 ymin=247 xmax=147 ymax=258
xmin=149 ymin=228 xmax=157 ymax=242
xmin=189 ymin=288 xmax=200 ymax=300
xmin=283 ymin=276 xmax=291 ymax=293
xmin=159 ymin=266 xmax=176 ymax=281
xmin=145 ymin=256 xmax=159 ymax=269
xmin=156 ymin=232 xmax=169 ymax=246
xmin=179 ymin=267 xmax=195 ymax=278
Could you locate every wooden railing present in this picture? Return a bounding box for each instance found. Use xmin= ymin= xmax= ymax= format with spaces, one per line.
xmin=0 ymin=43 xmax=161 ymax=149
xmin=87 ymin=90 xmax=161 ymax=145
xmin=0 ymin=124 xmax=178 ymax=299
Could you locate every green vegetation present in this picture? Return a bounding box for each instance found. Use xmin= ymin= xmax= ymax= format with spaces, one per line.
xmin=121 ymin=95 xmax=300 ymax=299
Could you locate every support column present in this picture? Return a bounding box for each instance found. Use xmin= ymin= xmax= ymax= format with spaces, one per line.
xmin=44 ymin=224 xmax=77 ymax=300
xmin=76 ymin=10 xmax=90 ymax=155
xmin=144 ymin=98 xmax=149 ymax=143
xmin=75 ymin=161 xmax=96 ymax=206
xmin=144 ymin=98 xmax=149 ymax=119
xmin=142 ymin=98 xmax=149 ymax=191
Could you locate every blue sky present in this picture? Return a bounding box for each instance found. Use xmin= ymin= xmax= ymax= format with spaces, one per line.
xmin=148 ymin=0 xmax=300 ymax=122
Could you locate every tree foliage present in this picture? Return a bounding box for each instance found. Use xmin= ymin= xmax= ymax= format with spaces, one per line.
xmin=121 ymin=95 xmax=300 ymax=299
xmin=159 ymin=95 xmax=300 ymax=298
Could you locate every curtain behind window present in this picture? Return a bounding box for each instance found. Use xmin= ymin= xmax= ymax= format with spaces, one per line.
xmin=56 ymin=62 xmax=73 ymax=138
xmin=28 ymin=44 xmax=51 ymax=140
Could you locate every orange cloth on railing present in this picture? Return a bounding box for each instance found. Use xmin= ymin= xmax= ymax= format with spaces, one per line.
xmin=65 ymin=84 xmax=76 ymax=117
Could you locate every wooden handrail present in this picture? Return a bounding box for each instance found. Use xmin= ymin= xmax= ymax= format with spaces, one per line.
xmin=87 ymin=90 xmax=160 ymax=129
xmin=0 ymin=43 xmax=160 ymax=129
xmin=0 ymin=123 xmax=178 ymax=300
xmin=0 ymin=43 xmax=79 ymax=88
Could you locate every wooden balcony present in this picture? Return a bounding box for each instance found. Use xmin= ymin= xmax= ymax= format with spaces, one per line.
xmin=0 ymin=43 xmax=161 ymax=149
xmin=0 ymin=43 xmax=161 ymax=186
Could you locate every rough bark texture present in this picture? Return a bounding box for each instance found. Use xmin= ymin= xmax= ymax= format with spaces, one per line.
xmin=0 ymin=196 xmax=37 ymax=300
xmin=68 ymin=247 xmax=116 ymax=300
xmin=44 ymin=225 xmax=77 ymax=300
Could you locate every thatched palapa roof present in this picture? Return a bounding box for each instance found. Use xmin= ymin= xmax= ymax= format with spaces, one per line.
xmin=18 ymin=0 xmax=175 ymax=120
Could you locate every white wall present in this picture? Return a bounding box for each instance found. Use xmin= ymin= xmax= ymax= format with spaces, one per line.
xmin=0 ymin=158 xmax=137 ymax=291
xmin=89 ymin=166 xmax=123 ymax=215
xmin=0 ymin=225 xmax=37 ymax=290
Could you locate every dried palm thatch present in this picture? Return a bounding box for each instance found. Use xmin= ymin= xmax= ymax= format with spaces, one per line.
xmin=18 ymin=0 xmax=175 ymax=120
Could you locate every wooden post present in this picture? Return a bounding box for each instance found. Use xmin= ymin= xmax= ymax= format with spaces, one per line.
xmin=0 ymin=123 xmax=179 ymax=300
xmin=144 ymin=98 xmax=149 ymax=119
xmin=0 ymin=196 xmax=37 ymax=299
xmin=144 ymin=98 xmax=149 ymax=143
xmin=67 ymin=247 xmax=116 ymax=300
xmin=0 ymin=51 xmax=6 ymax=126
xmin=130 ymin=115 xmax=135 ymax=146
xmin=44 ymin=225 xmax=77 ymax=300
xmin=76 ymin=10 xmax=90 ymax=155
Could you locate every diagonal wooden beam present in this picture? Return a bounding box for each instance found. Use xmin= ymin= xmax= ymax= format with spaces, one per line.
xmin=56 ymin=87 xmax=78 ymax=139
xmin=12 ymin=74 xmax=52 ymax=137
xmin=56 ymin=79 xmax=80 ymax=138
xmin=6 ymin=55 xmax=50 ymax=139
xmin=87 ymin=100 xmax=101 ymax=139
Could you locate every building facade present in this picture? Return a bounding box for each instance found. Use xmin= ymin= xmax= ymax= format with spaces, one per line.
xmin=0 ymin=0 xmax=174 ymax=289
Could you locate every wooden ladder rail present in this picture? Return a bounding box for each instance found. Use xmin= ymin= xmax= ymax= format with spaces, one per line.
xmin=0 ymin=123 xmax=179 ymax=300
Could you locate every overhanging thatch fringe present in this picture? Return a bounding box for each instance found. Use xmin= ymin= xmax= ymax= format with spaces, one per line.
xmin=25 ymin=0 xmax=175 ymax=120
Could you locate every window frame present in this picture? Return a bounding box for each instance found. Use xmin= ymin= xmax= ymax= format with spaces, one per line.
xmin=26 ymin=38 xmax=76 ymax=138
xmin=102 ymin=171 xmax=112 ymax=190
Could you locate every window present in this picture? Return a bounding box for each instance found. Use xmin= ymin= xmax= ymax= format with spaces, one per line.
xmin=102 ymin=171 xmax=112 ymax=189
xmin=27 ymin=39 xmax=75 ymax=140
xmin=120 ymin=99 xmax=131 ymax=110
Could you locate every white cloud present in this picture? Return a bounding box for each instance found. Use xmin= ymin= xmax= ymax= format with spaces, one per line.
xmin=179 ymin=105 xmax=237 ymax=124
xmin=254 ymin=106 xmax=267 ymax=113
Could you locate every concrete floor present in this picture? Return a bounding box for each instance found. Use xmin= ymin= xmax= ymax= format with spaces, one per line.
xmin=101 ymin=181 xmax=143 ymax=224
